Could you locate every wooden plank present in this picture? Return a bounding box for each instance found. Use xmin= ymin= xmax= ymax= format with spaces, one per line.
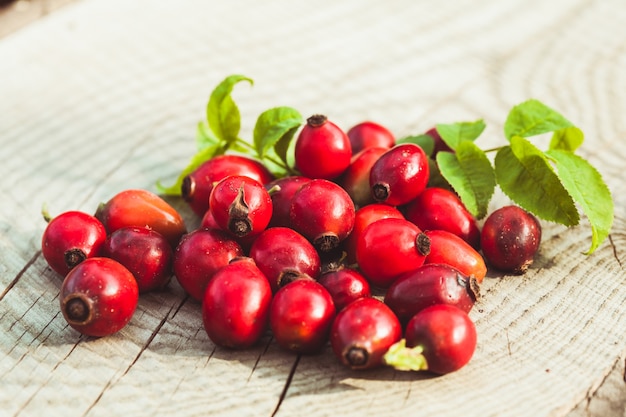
xmin=0 ymin=0 xmax=625 ymax=416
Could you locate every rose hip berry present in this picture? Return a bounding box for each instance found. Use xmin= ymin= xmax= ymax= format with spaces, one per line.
xmin=60 ymin=257 xmax=139 ymax=337
xmin=41 ymin=210 xmax=107 ymax=277
xmin=480 ymin=205 xmax=542 ymax=274
xmin=249 ymin=227 xmax=321 ymax=293
xmin=264 ymin=175 xmax=311 ymax=228
xmin=202 ymin=257 xmax=272 ymax=349
xmin=209 ymin=175 xmax=273 ymax=240
xmin=269 ymin=279 xmax=336 ymax=354
xmin=330 ymin=297 xmax=402 ymax=370
xmin=181 ymin=154 xmax=274 ymax=217
xmin=343 ymin=203 xmax=404 ymax=264
xmin=404 ymin=187 xmax=481 ymax=249
xmin=290 ymin=179 xmax=355 ymax=253
xmin=95 ymin=189 xmax=187 ymax=249
xmin=425 ymin=229 xmax=487 ymax=283
xmin=173 ymin=228 xmax=243 ymax=302
xmin=384 ymin=304 xmax=477 ymax=375
xmin=370 ymin=143 xmax=430 ymax=206
xmin=317 ymin=267 xmax=371 ymax=311
xmin=101 ymin=227 xmax=173 ymax=293
xmin=346 ymin=121 xmax=395 ymax=154
xmin=338 ymin=147 xmax=388 ymax=208
xmin=294 ymin=114 xmax=352 ymax=180
xmin=384 ymin=263 xmax=479 ymax=325
xmin=356 ymin=217 xmax=430 ymax=288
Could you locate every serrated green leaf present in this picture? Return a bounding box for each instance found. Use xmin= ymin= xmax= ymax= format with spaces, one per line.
xmin=397 ymin=134 xmax=435 ymax=156
xmin=504 ymin=99 xmax=573 ymax=140
xmin=435 ymin=119 xmax=486 ymax=150
xmin=253 ymin=107 xmax=302 ymax=159
xmin=545 ymin=149 xmax=613 ymax=254
xmin=549 ymin=126 xmax=584 ymax=151
xmin=494 ymin=136 xmax=579 ymax=225
xmin=207 ymin=74 xmax=253 ymax=143
xmin=156 ymin=144 xmax=224 ymax=196
xmin=436 ymin=141 xmax=496 ymax=219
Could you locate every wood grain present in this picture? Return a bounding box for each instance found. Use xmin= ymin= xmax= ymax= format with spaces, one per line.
xmin=1 ymin=0 xmax=625 ymax=416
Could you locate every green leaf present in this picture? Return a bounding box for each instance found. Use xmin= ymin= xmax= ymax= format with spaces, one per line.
xmin=207 ymin=75 xmax=253 ymax=143
xmin=549 ymin=126 xmax=584 ymax=151
xmin=435 ymin=119 xmax=486 ymax=150
xmin=396 ymin=134 xmax=435 ymax=156
xmin=545 ymin=149 xmax=613 ymax=253
xmin=195 ymin=121 xmax=220 ymax=151
xmin=156 ymin=144 xmax=224 ymax=196
xmin=504 ymin=99 xmax=573 ymax=140
xmin=494 ymin=136 xmax=579 ymax=225
xmin=436 ymin=141 xmax=496 ymax=219
xmin=253 ymin=106 xmax=303 ymax=160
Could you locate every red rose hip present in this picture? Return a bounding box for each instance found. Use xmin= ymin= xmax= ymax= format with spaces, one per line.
xmin=425 ymin=229 xmax=487 ymax=283
xmin=60 ymin=257 xmax=139 ymax=337
xmin=202 ymin=257 xmax=272 ymax=349
xmin=294 ymin=114 xmax=352 ymax=180
xmin=480 ymin=205 xmax=542 ymax=274
xmin=41 ymin=210 xmax=107 ymax=277
xmin=347 ymin=121 xmax=395 ymax=154
xmin=317 ymin=267 xmax=371 ymax=311
xmin=330 ymin=297 xmax=402 ymax=370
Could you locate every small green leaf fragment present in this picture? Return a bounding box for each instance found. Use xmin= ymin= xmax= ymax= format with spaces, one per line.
xmin=549 ymin=126 xmax=584 ymax=152
xmin=207 ymin=74 xmax=253 ymax=143
xmin=435 ymin=119 xmax=486 ymax=150
xmin=397 ymin=134 xmax=435 ymax=156
xmin=253 ymin=106 xmax=303 ymax=159
xmin=546 ymin=149 xmax=614 ymax=254
xmin=504 ymin=99 xmax=573 ymax=140
xmin=494 ymin=137 xmax=579 ymax=225
xmin=382 ymin=339 xmax=428 ymax=372
xmin=156 ymin=144 xmax=223 ymax=196
xmin=195 ymin=121 xmax=220 ymax=151
xmin=436 ymin=141 xmax=496 ymax=219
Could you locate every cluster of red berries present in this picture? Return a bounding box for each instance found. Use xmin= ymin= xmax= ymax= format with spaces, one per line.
xmin=41 ymin=115 xmax=542 ymax=375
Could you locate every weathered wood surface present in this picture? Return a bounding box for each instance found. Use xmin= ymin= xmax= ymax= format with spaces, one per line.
xmin=1 ymin=0 xmax=625 ymax=416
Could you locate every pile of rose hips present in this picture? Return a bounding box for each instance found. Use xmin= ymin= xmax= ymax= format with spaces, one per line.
xmin=41 ymin=115 xmax=542 ymax=375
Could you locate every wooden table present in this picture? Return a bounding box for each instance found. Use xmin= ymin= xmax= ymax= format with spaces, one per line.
xmin=1 ymin=0 xmax=625 ymax=416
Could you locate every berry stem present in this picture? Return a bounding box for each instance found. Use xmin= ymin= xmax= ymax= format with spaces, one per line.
xmin=383 ymin=339 xmax=429 ymax=371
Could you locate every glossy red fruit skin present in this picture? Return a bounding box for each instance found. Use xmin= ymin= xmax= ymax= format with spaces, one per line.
xmin=404 ymin=187 xmax=481 ymax=249
xmin=265 ymin=176 xmax=311 ymax=228
xmin=269 ymin=279 xmax=336 ymax=354
xmin=182 ymin=154 xmax=274 ymax=217
xmin=480 ymin=205 xmax=542 ymax=274
xmin=330 ymin=297 xmax=402 ymax=370
xmin=95 ymin=189 xmax=187 ymax=249
xmin=347 ymin=121 xmax=395 ymax=155
xmin=356 ymin=218 xmax=430 ymax=289
xmin=200 ymin=208 xmax=221 ymax=230
xmin=317 ymin=268 xmax=371 ymax=311
xmin=202 ymin=257 xmax=272 ymax=349
xmin=338 ymin=147 xmax=387 ymax=208
xmin=384 ymin=263 xmax=478 ymax=326
xmin=343 ymin=203 xmax=404 ymax=264
xmin=60 ymin=257 xmax=139 ymax=337
xmin=290 ymin=179 xmax=356 ymax=253
xmin=173 ymin=228 xmax=244 ymax=302
xmin=209 ymin=175 xmax=273 ymax=240
xmin=294 ymin=114 xmax=352 ymax=180
xmin=404 ymin=304 xmax=477 ymax=375
xmin=424 ymin=229 xmax=487 ymax=283
xmin=101 ymin=227 xmax=173 ymax=293
xmin=369 ymin=143 xmax=430 ymax=206
xmin=249 ymin=227 xmax=321 ymax=293
xmin=41 ymin=211 xmax=107 ymax=277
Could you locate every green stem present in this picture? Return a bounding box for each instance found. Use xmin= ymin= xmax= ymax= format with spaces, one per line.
xmin=482 ymin=145 xmax=505 ymax=153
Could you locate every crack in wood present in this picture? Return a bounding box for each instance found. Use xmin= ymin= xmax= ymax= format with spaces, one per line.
xmin=248 ymin=335 xmax=273 ymax=383
xmin=270 ymin=354 xmax=301 ymax=417
xmin=0 ymin=250 xmax=41 ymax=303
xmin=608 ymin=235 xmax=623 ymax=269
